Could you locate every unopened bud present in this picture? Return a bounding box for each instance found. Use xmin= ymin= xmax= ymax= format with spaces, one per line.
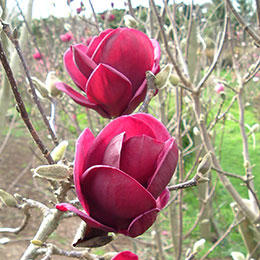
xmin=31 ymin=77 xmax=50 ymax=99
xmin=0 ymin=189 xmax=18 ymax=207
xmin=154 ymin=64 xmax=172 ymax=89
xmin=124 ymin=15 xmax=138 ymax=28
xmin=64 ymin=23 xmax=71 ymax=31
xmin=197 ymin=153 xmax=212 ymax=175
xmin=220 ymin=92 xmax=226 ymax=100
xmin=13 ymin=28 xmax=18 ymax=39
xmin=251 ymin=123 xmax=259 ymax=133
xmin=31 ymin=239 xmax=43 ymax=246
xmin=45 ymin=71 xmax=63 ymax=98
xmin=193 ymin=238 xmax=205 ymax=253
xmin=51 ymin=140 xmax=68 ymax=162
xmin=169 ymin=74 xmax=180 ymax=86
xmin=231 ymin=252 xmax=246 ymax=260
xmin=193 ymin=126 xmax=200 ymax=136
xmin=33 ymin=164 xmax=70 ymax=181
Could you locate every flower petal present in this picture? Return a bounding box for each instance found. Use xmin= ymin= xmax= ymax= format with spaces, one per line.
xmin=132 ymin=113 xmax=171 ymax=141
xmin=64 ymin=44 xmax=88 ymax=90
xmin=74 ymin=128 xmax=95 ymax=213
xmin=150 ymin=39 xmax=161 ymax=74
xmin=86 ymin=63 xmax=132 ymax=118
xmin=103 ymin=132 xmax=125 ymax=168
xmin=112 ymin=251 xmax=139 ymax=260
xmin=56 ymin=203 xmax=115 ymax=232
xmin=126 ymin=208 xmax=159 ymax=238
xmin=120 ymin=135 xmax=164 ymax=186
xmin=147 ymin=138 xmax=178 ymax=199
xmin=92 ymin=28 xmax=154 ymax=94
xmin=73 ymin=45 xmax=97 ymax=79
xmin=156 ymin=188 xmax=170 ymax=210
xmin=85 ymin=114 xmax=157 ymax=168
xmin=86 ymin=29 xmax=114 ymax=57
xmin=55 ymin=82 xmax=110 ymax=118
xmin=80 ymin=166 xmax=157 ymax=231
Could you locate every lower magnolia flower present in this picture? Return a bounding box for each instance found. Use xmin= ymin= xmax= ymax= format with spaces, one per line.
xmin=112 ymin=251 xmax=138 ymax=260
xmin=56 ymin=113 xmax=178 ymax=237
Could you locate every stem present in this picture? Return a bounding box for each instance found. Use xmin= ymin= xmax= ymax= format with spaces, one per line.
xmin=0 ymin=40 xmax=54 ymax=164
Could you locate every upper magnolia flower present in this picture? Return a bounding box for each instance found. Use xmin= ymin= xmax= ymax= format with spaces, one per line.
xmin=56 ymin=113 xmax=178 ymax=237
xmin=56 ymin=28 xmax=161 ymax=118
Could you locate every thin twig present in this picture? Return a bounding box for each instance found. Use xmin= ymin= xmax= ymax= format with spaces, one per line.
xmin=88 ymin=0 xmax=100 ymax=33
xmin=0 ymin=39 xmax=54 ymax=164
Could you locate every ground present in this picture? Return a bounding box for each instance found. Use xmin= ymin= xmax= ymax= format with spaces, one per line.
xmin=0 ymin=133 xmax=131 ymax=259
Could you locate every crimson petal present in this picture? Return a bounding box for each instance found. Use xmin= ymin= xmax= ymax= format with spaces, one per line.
xmin=85 ymin=114 xmax=157 ymax=168
xmin=74 ymin=128 xmax=95 ymax=213
xmin=120 ymin=135 xmax=164 ymax=187
xmin=64 ymin=44 xmax=88 ymax=90
xmin=156 ymin=188 xmax=170 ymax=210
xmin=81 ymin=166 xmax=157 ymax=231
xmin=56 ymin=203 xmax=115 ymax=232
xmin=86 ymin=63 xmax=132 ymax=118
xmin=86 ymin=29 xmax=114 ymax=57
xmin=112 ymin=251 xmax=138 ymax=260
xmin=126 ymin=208 xmax=159 ymax=238
xmin=55 ymin=82 xmax=110 ymax=118
xmin=147 ymin=138 xmax=178 ymax=199
xmin=103 ymin=132 xmax=125 ymax=168
xmin=92 ymin=28 xmax=154 ymax=94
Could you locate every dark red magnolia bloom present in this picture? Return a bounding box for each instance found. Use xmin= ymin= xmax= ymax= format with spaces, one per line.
xmin=33 ymin=51 xmax=43 ymax=60
xmin=112 ymin=251 xmax=138 ymax=260
xmin=60 ymin=32 xmax=73 ymax=42
xmin=76 ymin=7 xmax=82 ymax=14
xmin=56 ymin=28 xmax=161 ymax=118
xmin=56 ymin=113 xmax=178 ymax=238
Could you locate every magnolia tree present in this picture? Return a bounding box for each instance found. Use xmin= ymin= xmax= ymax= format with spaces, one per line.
xmin=0 ymin=0 xmax=260 ymax=259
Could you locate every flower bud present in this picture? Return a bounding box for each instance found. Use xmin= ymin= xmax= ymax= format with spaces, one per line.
xmin=33 ymin=164 xmax=70 ymax=181
xmin=124 ymin=15 xmax=138 ymax=28
xmin=50 ymin=140 xmax=69 ymax=162
xmin=193 ymin=238 xmax=206 ymax=253
xmin=31 ymin=77 xmax=50 ymax=99
xmin=45 ymin=71 xmax=63 ymax=98
xmin=197 ymin=153 xmax=212 ymax=175
xmin=214 ymin=83 xmax=224 ymax=94
xmin=0 ymin=189 xmax=18 ymax=207
xmin=231 ymin=252 xmax=246 ymax=260
xmin=169 ymin=74 xmax=180 ymax=86
xmin=193 ymin=127 xmax=200 ymax=136
xmin=251 ymin=123 xmax=259 ymax=133
xmin=31 ymin=239 xmax=43 ymax=246
xmin=154 ymin=64 xmax=172 ymax=89
xmin=220 ymin=91 xmax=226 ymax=100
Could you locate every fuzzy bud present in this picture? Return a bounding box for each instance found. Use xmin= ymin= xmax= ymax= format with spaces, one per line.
xmin=33 ymin=164 xmax=70 ymax=181
xmin=50 ymin=140 xmax=68 ymax=162
xmin=0 ymin=189 xmax=18 ymax=207
xmin=231 ymin=252 xmax=246 ymax=260
xmin=169 ymin=74 xmax=180 ymax=86
xmin=251 ymin=123 xmax=259 ymax=133
xmin=31 ymin=239 xmax=43 ymax=246
xmin=193 ymin=127 xmax=200 ymax=136
xmin=31 ymin=77 xmax=50 ymax=99
xmin=197 ymin=153 xmax=212 ymax=175
xmin=45 ymin=71 xmax=63 ymax=98
xmin=193 ymin=238 xmax=206 ymax=253
xmin=154 ymin=64 xmax=172 ymax=89
xmin=124 ymin=15 xmax=138 ymax=28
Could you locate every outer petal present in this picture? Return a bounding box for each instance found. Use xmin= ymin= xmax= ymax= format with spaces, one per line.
xmin=86 ymin=63 xmax=132 ymax=118
xmin=64 ymin=44 xmax=88 ymax=91
xmin=112 ymin=251 xmax=139 ymax=260
xmin=85 ymin=114 xmax=158 ymax=168
xmin=125 ymin=208 xmax=159 ymax=237
xmin=120 ymin=135 xmax=164 ymax=186
xmin=156 ymin=188 xmax=170 ymax=210
xmin=55 ymin=82 xmax=110 ymax=118
xmin=103 ymin=132 xmax=125 ymax=168
xmin=80 ymin=166 xmax=157 ymax=231
xmin=147 ymin=138 xmax=178 ymax=199
xmin=86 ymin=29 xmax=114 ymax=57
xmin=92 ymin=28 xmax=154 ymax=94
xmin=151 ymin=39 xmax=161 ymax=74
xmin=74 ymin=128 xmax=95 ymax=213
xmin=133 ymin=113 xmax=171 ymax=141
xmin=73 ymin=45 xmax=97 ymax=79
xmin=123 ymin=80 xmax=147 ymax=115
xmin=55 ymin=203 xmax=115 ymax=232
